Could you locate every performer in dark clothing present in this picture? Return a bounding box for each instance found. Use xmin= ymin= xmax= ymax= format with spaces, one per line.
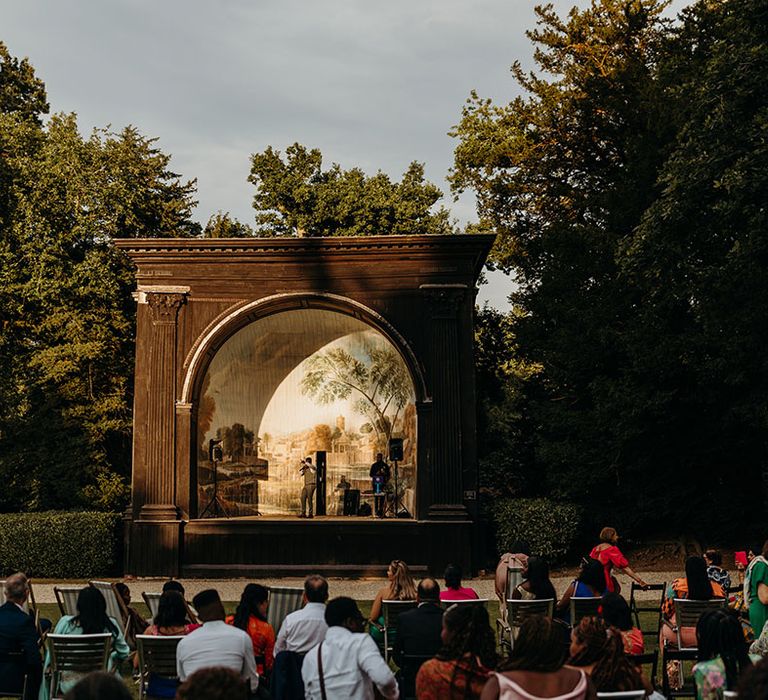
xmin=369 ymin=453 xmax=391 ymax=518
xmin=0 ymin=573 xmax=42 ymax=700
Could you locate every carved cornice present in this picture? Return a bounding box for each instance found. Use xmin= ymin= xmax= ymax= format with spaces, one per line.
xmin=147 ymin=292 xmax=186 ymax=325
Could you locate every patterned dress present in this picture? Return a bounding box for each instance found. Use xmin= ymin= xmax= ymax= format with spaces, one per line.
xmin=415 ymin=655 xmax=491 ymax=700
xmin=692 ymin=654 xmax=759 ymax=699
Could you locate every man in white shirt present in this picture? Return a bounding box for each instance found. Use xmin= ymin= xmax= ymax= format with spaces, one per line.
xmin=274 ymin=574 xmax=329 ymax=655
xmin=176 ymin=589 xmax=259 ymax=694
xmin=302 ymin=597 xmax=399 ymax=700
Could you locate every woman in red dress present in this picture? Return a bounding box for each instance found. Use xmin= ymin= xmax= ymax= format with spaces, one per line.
xmin=590 ymin=527 xmax=648 ymax=594
xmin=226 ymin=583 xmax=275 ymax=679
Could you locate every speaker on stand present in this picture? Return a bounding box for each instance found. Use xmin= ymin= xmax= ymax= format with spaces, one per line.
xmin=387 ymin=438 xmax=409 ymax=518
xmin=315 ymin=451 xmax=327 ymax=516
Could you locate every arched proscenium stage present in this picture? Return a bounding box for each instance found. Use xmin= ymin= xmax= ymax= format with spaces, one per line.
xmin=117 ymin=235 xmax=494 ymax=577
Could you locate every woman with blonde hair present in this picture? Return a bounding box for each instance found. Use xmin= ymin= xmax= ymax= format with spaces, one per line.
xmin=369 ymin=559 xmax=417 ymax=644
xmin=589 ymin=527 xmax=648 ymax=594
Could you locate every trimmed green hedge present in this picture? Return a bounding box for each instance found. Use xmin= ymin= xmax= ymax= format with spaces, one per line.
xmin=0 ymin=511 xmax=121 ymax=578
xmin=491 ymin=497 xmax=581 ymax=563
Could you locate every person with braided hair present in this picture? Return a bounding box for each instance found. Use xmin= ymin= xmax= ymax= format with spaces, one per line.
xmin=415 ymin=604 xmax=496 ymax=700
xmin=692 ymin=608 xmax=756 ymax=699
xmin=567 ymin=616 xmax=650 ymax=694
xmin=480 ymin=616 xmax=595 ymax=699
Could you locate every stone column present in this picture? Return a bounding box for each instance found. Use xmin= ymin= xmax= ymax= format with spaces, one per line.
xmin=420 ymin=284 xmax=469 ymax=519
xmin=140 ymin=291 xmax=186 ymax=521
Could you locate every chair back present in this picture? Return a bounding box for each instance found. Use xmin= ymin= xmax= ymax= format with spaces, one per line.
xmin=142 ymin=592 xmax=162 ymax=620
xmin=673 ymin=598 xmax=726 ymax=649
xmin=382 ymin=599 xmax=418 ymax=627
xmin=628 ymin=650 xmax=658 ymax=686
xmin=267 ymin=586 xmax=304 ymax=634
xmin=505 ymin=563 xmax=524 ymax=601
xmin=89 ymin=581 xmax=129 ymax=634
xmin=136 ymin=635 xmax=183 ymax=700
xmin=629 ymin=581 xmax=666 ymax=634
xmin=54 ymin=585 xmax=83 ymax=617
xmin=596 ymin=693 xmax=646 ymax=699
xmin=442 ymin=598 xmax=489 ymax=609
xmin=47 ymin=633 xmax=112 ymax=698
xmin=504 ymin=599 xmax=554 ymax=651
xmin=570 ymin=596 xmax=602 ymax=627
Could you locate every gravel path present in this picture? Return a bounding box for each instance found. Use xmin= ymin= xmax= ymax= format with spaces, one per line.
xmin=30 ymin=570 xmax=685 ymax=604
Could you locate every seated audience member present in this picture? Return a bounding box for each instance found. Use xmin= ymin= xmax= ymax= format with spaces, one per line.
xmin=693 ymin=608 xmax=755 ymax=699
xmin=302 ymin=597 xmax=398 ymax=700
xmin=272 ymin=575 xmax=329 ymax=700
xmin=494 ymin=542 xmax=531 ymax=606
xmin=556 ymin=559 xmax=606 ymax=624
xmin=41 ymin=586 xmax=130 ymax=700
xmin=440 ymin=564 xmax=479 ymax=602
xmin=176 ymin=667 xmax=249 ymax=700
xmin=568 ymin=616 xmax=650 ymax=694
xmin=162 ymin=580 xmax=185 ymax=595
xmin=114 ymin=582 xmax=148 ymax=648
xmin=137 ymin=590 xmax=200 ymax=698
xmin=589 ymin=527 xmax=648 ymax=594
xmin=743 ymin=540 xmax=768 ymax=639
xmin=0 ymin=573 xmax=42 ymax=700
xmin=369 ymin=560 xmax=417 ymax=644
xmin=394 ymin=578 xmax=444 ymax=692
xmin=737 ymin=655 xmax=768 ymax=699
xmin=61 ymin=672 xmax=131 ymax=700
xmin=175 ymin=589 xmax=259 ymax=694
xmin=661 ymin=555 xmax=725 ymax=648
xmin=600 ymin=592 xmax=644 ymax=655
xmin=480 ymin=616 xmax=595 ymax=700
xmin=227 ymin=584 xmax=275 ymax=679
xmin=511 ymin=556 xmax=557 ymax=601
xmin=416 ymin=603 xmax=496 ymax=700
xmin=704 ymin=549 xmax=732 ymax=592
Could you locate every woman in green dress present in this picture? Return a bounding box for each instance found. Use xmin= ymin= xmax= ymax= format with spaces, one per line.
xmin=744 ymin=541 xmax=768 ymax=639
xmin=39 ymin=586 xmax=130 ymax=700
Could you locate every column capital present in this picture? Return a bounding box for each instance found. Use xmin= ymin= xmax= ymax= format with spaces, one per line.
xmin=419 ymin=284 xmax=467 ymax=318
xmin=147 ymin=292 xmax=186 ymax=325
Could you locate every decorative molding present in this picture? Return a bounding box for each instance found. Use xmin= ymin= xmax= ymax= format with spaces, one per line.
xmin=420 ymin=284 xmax=467 ymax=318
xmin=147 ymin=292 xmax=186 ymax=325
xmin=175 ymin=402 xmax=193 ymax=415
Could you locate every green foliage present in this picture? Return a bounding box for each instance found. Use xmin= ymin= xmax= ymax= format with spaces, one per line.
xmin=0 ymin=44 xmax=200 ymax=513
xmin=459 ymin=0 xmax=768 ymax=537
xmin=81 ymin=470 xmax=131 ymax=513
xmin=0 ymin=41 xmax=48 ymax=122
xmin=0 ymin=511 xmax=122 ymax=577
xmin=491 ymin=498 xmax=581 ymax=562
xmin=203 ymin=211 xmax=254 ymax=238
xmin=248 ymin=142 xmax=454 ymax=236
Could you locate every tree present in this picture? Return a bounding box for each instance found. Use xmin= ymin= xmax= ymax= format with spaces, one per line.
xmin=0 ymin=41 xmax=48 ymax=122
xmin=300 ymin=344 xmax=411 ymax=452
xmin=248 ymin=142 xmax=454 ymax=236
xmin=203 ymin=211 xmax=254 ymax=238
xmin=0 ymin=44 xmax=200 ymax=511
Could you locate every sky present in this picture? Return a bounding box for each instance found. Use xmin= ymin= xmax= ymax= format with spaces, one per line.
xmin=2 ymin=0 xmax=687 ymax=308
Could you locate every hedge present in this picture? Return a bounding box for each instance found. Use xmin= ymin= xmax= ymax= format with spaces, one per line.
xmin=491 ymin=497 xmax=581 ymax=563
xmin=0 ymin=511 xmax=121 ymax=578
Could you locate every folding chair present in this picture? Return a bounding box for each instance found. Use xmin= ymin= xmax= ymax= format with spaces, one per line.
xmin=136 ymin=634 xmax=184 ymax=700
xmin=0 ymin=650 xmax=28 ymax=698
xmin=142 ymin=592 xmax=162 ymax=620
xmin=498 ymin=598 xmax=554 ymax=653
xmin=629 ymin=581 xmax=665 ymax=636
xmin=88 ymin=581 xmax=130 ymax=638
xmin=398 ymin=652 xmax=433 ymax=700
xmin=596 ymin=693 xmax=646 ymax=699
xmin=441 ymin=598 xmax=489 ymax=609
xmin=54 ymin=586 xmax=83 ymax=617
xmin=628 ymin=650 xmax=658 ymax=689
xmin=661 ymin=645 xmax=698 ymax=698
xmin=380 ymin=600 xmax=418 ymax=662
xmin=46 ymin=633 xmax=112 ymax=700
xmin=673 ymin=598 xmax=726 ymax=650
xmin=570 ymin=596 xmax=602 ymax=628
xmin=267 ymin=586 xmax=304 ymax=635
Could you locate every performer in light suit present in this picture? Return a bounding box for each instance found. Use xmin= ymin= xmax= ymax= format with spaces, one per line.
xmin=299 ymin=457 xmax=317 ymax=519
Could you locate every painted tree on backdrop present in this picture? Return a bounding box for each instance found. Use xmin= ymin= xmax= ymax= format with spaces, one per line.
xmin=0 ymin=42 xmax=200 ymax=511
xmin=248 ymin=142 xmax=455 ymax=236
xmin=457 ymin=0 xmax=768 ymax=536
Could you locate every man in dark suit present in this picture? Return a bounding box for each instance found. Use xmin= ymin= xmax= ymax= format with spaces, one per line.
xmin=0 ymin=573 xmax=42 ymax=699
xmin=393 ymin=577 xmax=443 ymax=694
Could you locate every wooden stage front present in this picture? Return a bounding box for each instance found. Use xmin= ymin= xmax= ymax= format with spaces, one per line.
xmin=176 ymin=515 xmax=474 ymax=578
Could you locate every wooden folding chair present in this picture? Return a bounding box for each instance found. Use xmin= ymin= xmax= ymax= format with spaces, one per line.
xmin=629 ymin=581 xmax=665 ymax=636
xmin=628 ymin=650 xmax=658 ymax=690
xmin=54 ymin=586 xmax=83 ymax=617
xmin=142 ymin=592 xmax=162 ymax=620
xmin=381 ymin=600 xmax=418 ymax=662
xmin=89 ymin=581 xmax=130 ymax=638
xmin=661 ymin=645 xmax=698 ymax=698
xmin=46 ymin=633 xmax=112 ymax=700
xmin=136 ymin=634 xmax=183 ymax=700
xmin=570 ymin=596 xmax=602 ymax=628
xmin=673 ymin=598 xmax=726 ymax=650
xmin=498 ymin=598 xmax=554 ymax=653
xmin=267 ymin=586 xmax=304 ymax=635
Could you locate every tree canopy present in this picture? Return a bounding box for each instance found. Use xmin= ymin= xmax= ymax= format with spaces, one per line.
xmin=249 ymin=142 xmax=454 ymax=236
xmin=459 ymin=0 xmax=768 ymax=537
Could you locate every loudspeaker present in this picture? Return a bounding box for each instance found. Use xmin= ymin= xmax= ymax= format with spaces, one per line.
xmin=388 ymin=438 xmax=404 ymax=462
xmin=343 ymin=489 xmax=360 ymax=516
xmin=315 ymin=451 xmax=327 ymax=516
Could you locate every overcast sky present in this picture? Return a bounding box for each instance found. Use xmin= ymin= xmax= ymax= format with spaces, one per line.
xmin=2 ymin=0 xmax=686 ymax=308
